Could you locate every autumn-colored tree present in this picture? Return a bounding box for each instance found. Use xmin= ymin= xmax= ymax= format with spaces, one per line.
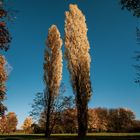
xmin=0 ymin=55 xmax=7 ymax=116
xmin=0 ymin=112 xmax=18 ymax=134
xmin=44 ymin=25 xmax=62 ymax=137
xmin=94 ymin=108 xmax=108 ymax=132
xmin=0 ymin=0 xmax=12 ymax=51
xmin=0 ymin=116 xmax=7 ymax=134
xmin=0 ymin=0 xmax=14 ymax=117
xmin=88 ymin=109 xmax=99 ymax=132
xmin=88 ymin=108 xmax=108 ymax=132
xmin=35 ymin=106 xmax=137 ymax=133
xmin=6 ymin=112 xmax=18 ymax=133
xmin=88 ymin=108 xmax=136 ymax=132
xmin=117 ymin=108 xmax=135 ymax=132
xmin=61 ymin=108 xmax=77 ymax=133
xmin=108 ymin=108 xmax=135 ymax=132
xmin=64 ymin=4 xmax=92 ymax=137
xmin=22 ymin=117 xmax=33 ymax=134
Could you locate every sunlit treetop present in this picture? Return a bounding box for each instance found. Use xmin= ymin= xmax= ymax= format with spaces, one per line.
xmin=65 ymin=4 xmax=91 ymax=99
xmin=44 ymin=25 xmax=63 ymax=96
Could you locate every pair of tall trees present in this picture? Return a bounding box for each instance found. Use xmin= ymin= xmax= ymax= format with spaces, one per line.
xmin=44 ymin=4 xmax=92 ymax=137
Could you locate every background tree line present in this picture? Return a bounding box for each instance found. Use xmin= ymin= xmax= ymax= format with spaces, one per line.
xmin=28 ymin=91 xmax=140 ymax=134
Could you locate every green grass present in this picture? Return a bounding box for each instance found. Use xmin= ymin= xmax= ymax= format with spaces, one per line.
xmin=0 ymin=133 xmax=140 ymax=140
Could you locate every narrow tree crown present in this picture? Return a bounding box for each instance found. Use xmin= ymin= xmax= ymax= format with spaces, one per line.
xmin=65 ymin=4 xmax=91 ymax=99
xmin=44 ymin=25 xmax=63 ymax=96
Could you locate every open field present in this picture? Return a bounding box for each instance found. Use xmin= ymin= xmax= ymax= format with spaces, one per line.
xmin=0 ymin=133 xmax=140 ymax=140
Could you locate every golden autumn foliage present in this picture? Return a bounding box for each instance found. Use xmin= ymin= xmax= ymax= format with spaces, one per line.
xmin=88 ymin=108 xmax=108 ymax=132
xmin=0 ymin=116 xmax=7 ymax=134
xmin=44 ymin=25 xmax=63 ymax=96
xmin=22 ymin=117 xmax=33 ymax=134
xmin=88 ymin=108 xmax=135 ymax=132
xmin=44 ymin=25 xmax=63 ymax=136
xmin=0 ymin=55 xmax=7 ymax=116
xmin=6 ymin=112 xmax=18 ymax=133
xmin=65 ymin=4 xmax=91 ymax=91
xmin=0 ymin=55 xmax=7 ymax=97
xmin=0 ymin=112 xmax=18 ymax=134
xmin=0 ymin=0 xmax=12 ymax=117
xmin=61 ymin=108 xmax=78 ymax=133
xmin=64 ymin=4 xmax=92 ymax=136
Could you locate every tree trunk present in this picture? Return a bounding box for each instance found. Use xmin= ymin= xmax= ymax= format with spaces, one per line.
xmin=77 ymin=95 xmax=88 ymax=137
xmin=76 ymin=75 xmax=88 ymax=137
xmin=45 ymin=93 xmax=52 ymax=137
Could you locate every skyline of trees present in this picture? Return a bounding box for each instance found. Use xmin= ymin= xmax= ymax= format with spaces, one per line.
xmin=26 ymin=106 xmax=140 ymax=134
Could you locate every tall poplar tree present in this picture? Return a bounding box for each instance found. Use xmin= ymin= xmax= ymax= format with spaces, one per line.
xmin=64 ymin=4 xmax=92 ymax=137
xmin=44 ymin=25 xmax=62 ymax=137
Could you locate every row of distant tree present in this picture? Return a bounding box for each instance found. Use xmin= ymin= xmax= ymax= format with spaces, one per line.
xmin=27 ymin=91 xmax=140 ymax=134
xmin=0 ymin=107 xmax=139 ymax=134
xmin=27 ymin=107 xmax=140 ymax=134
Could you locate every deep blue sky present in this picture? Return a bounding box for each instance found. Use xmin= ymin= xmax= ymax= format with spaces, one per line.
xmin=2 ymin=0 xmax=140 ymax=128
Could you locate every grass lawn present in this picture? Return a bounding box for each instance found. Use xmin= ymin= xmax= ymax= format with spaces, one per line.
xmin=0 ymin=133 xmax=140 ymax=140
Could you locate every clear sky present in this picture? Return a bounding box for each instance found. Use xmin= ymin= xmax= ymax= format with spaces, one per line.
xmin=2 ymin=0 xmax=140 ymax=128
